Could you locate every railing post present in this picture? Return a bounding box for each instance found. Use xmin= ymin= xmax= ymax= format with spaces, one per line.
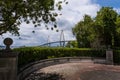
xmin=106 ymin=47 xmax=113 ymax=65
xmin=54 ymin=59 xmax=59 ymax=62
xmin=67 ymin=58 xmax=70 ymax=61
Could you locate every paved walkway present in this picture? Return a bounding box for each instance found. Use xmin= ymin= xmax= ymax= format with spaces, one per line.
xmin=35 ymin=62 xmax=120 ymax=80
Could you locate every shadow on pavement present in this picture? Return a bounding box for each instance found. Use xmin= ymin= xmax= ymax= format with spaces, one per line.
xmin=25 ymin=72 xmax=65 ymax=80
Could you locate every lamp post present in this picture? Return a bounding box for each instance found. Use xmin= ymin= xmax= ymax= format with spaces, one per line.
xmin=3 ymin=38 xmax=13 ymax=51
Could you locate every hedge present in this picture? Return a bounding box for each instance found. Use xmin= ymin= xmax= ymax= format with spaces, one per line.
xmin=13 ymin=47 xmax=106 ymax=68
xmin=113 ymin=50 xmax=120 ymax=64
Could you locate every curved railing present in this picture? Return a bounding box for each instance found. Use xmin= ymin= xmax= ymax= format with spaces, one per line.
xmin=17 ymin=57 xmax=106 ymax=80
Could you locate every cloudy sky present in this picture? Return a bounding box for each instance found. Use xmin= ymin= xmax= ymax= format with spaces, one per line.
xmin=0 ymin=0 xmax=120 ymax=47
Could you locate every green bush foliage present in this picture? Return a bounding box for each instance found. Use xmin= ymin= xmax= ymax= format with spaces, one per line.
xmin=14 ymin=47 xmax=106 ymax=68
xmin=113 ymin=50 xmax=120 ymax=64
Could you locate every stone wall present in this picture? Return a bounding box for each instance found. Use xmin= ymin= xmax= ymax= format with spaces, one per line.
xmin=0 ymin=38 xmax=18 ymax=80
xmin=0 ymin=52 xmax=18 ymax=80
xmin=106 ymin=50 xmax=113 ymax=64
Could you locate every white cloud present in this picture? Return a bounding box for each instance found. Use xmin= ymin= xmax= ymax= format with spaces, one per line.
xmin=59 ymin=0 xmax=100 ymax=22
xmin=0 ymin=0 xmax=100 ymax=47
xmin=114 ymin=8 xmax=120 ymax=14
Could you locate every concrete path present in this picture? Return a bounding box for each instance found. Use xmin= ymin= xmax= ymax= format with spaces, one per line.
xmin=35 ymin=62 xmax=120 ymax=80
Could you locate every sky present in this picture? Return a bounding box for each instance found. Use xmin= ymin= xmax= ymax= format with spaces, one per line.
xmin=0 ymin=0 xmax=120 ymax=47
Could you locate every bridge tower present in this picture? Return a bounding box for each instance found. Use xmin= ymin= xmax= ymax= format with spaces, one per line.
xmin=60 ymin=30 xmax=65 ymax=47
xmin=47 ymin=35 xmax=50 ymax=46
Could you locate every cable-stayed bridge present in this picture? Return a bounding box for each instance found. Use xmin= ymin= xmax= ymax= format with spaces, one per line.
xmin=39 ymin=40 xmax=75 ymax=47
xmin=0 ymin=30 xmax=76 ymax=48
xmin=39 ymin=30 xmax=75 ymax=47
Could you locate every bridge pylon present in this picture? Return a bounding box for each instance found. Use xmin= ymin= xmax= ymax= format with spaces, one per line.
xmin=60 ymin=30 xmax=65 ymax=47
xmin=47 ymin=35 xmax=50 ymax=46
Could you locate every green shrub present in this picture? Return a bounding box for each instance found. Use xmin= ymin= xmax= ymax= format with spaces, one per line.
xmin=13 ymin=47 xmax=106 ymax=68
xmin=113 ymin=50 xmax=120 ymax=64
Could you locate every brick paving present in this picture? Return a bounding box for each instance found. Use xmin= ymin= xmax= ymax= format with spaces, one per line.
xmin=35 ymin=62 xmax=120 ymax=80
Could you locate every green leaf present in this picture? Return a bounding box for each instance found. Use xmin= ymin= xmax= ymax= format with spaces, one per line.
xmin=54 ymin=24 xmax=57 ymax=28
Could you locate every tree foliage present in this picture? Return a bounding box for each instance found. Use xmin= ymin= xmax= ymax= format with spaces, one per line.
xmin=95 ymin=7 xmax=117 ymax=48
xmin=72 ymin=15 xmax=94 ymax=48
xmin=66 ymin=40 xmax=78 ymax=48
xmin=73 ymin=7 xmax=120 ymax=48
xmin=114 ymin=15 xmax=120 ymax=47
xmin=0 ymin=0 xmax=68 ymax=35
